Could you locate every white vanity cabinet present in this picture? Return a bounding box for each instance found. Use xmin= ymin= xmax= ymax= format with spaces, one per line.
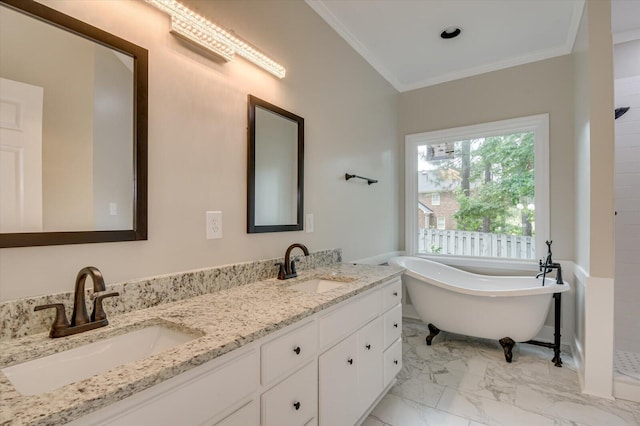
xmin=70 ymin=276 xmax=402 ymax=426
xmin=318 ymin=278 xmax=402 ymax=426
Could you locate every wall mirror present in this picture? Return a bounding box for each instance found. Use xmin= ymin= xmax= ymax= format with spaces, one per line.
xmin=0 ymin=0 xmax=147 ymax=247
xmin=247 ymin=95 xmax=304 ymax=233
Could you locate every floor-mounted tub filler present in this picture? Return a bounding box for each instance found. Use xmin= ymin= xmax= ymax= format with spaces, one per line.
xmin=389 ymin=253 xmax=569 ymax=365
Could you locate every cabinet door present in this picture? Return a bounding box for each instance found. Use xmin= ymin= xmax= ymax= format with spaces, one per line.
xmin=357 ymin=317 xmax=383 ymax=414
xmin=318 ymin=334 xmax=359 ymax=426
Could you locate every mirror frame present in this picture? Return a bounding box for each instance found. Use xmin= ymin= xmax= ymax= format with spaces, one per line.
xmin=247 ymin=95 xmax=304 ymax=233
xmin=0 ymin=0 xmax=148 ymax=248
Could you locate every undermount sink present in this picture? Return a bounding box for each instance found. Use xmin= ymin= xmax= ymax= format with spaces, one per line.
xmin=2 ymin=324 xmax=198 ymax=396
xmin=288 ymin=278 xmax=351 ymax=293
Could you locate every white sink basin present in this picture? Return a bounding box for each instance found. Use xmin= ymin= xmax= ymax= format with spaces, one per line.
xmin=2 ymin=324 xmax=198 ymax=396
xmin=288 ymin=279 xmax=349 ymax=293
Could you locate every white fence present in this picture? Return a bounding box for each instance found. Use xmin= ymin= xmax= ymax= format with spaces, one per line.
xmin=419 ymin=229 xmax=535 ymax=259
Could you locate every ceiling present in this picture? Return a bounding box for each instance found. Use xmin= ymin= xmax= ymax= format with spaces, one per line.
xmin=306 ymin=0 xmax=638 ymax=93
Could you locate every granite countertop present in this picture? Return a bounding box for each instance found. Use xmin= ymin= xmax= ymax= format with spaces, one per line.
xmin=0 ymin=263 xmax=402 ymax=426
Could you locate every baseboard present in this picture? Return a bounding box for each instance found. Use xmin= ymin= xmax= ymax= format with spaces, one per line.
xmin=613 ymin=374 xmax=640 ymax=403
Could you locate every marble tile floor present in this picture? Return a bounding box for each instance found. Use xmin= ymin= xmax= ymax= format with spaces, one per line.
xmin=364 ymin=320 xmax=640 ymax=426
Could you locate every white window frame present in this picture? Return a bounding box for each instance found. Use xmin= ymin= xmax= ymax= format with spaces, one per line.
xmin=405 ymin=114 xmax=549 ymax=266
xmin=436 ymin=216 xmax=445 ymax=230
xmin=431 ymin=193 xmax=440 ymax=206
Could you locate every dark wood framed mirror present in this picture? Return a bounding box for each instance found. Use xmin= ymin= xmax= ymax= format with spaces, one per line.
xmin=0 ymin=0 xmax=147 ymax=248
xmin=247 ymin=95 xmax=304 ymax=233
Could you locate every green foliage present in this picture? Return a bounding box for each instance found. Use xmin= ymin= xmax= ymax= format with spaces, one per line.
xmin=450 ymin=132 xmax=535 ymax=236
xmin=429 ymin=244 xmax=443 ymax=254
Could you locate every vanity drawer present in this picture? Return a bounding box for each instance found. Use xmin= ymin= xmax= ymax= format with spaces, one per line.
xmin=262 ymin=361 xmax=317 ymax=426
xmin=383 ymin=304 xmax=402 ymax=349
xmin=215 ymin=400 xmax=258 ymax=426
xmin=383 ymin=338 xmax=402 ymax=388
xmin=319 ymin=288 xmax=381 ymax=349
xmin=262 ymin=320 xmax=318 ymax=385
xmin=75 ymin=348 xmax=259 ymax=425
xmin=381 ymin=278 xmax=402 ymax=312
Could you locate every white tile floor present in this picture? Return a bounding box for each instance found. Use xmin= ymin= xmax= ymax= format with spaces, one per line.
xmin=364 ymin=320 xmax=640 ymax=426
xmin=616 ymin=350 xmax=640 ymax=381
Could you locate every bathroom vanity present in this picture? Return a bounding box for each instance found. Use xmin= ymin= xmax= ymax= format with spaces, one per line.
xmin=0 ymin=263 xmax=402 ymax=425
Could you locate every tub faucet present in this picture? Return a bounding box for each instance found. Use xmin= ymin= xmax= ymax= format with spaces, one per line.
xmin=536 ymin=241 xmax=564 ymax=285
xmin=34 ymin=266 xmax=119 ymax=338
xmin=277 ymin=243 xmax=310 ymax=280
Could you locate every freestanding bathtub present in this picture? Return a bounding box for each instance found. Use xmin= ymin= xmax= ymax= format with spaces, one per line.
xmin=389 ymin=256 xmax=570 ymax=362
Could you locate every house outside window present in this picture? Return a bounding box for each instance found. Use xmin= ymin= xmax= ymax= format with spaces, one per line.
xmin=406 ymin=114 xmax=549 ymax=261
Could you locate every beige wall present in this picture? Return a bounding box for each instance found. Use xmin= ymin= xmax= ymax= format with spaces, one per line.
xmin=399 ymin=55 xmax=576 ymax=260
xmin=585 ymin=2 xmax=615 ymax=279
xmin=0 ymin=0 xmax=400 ymax=301
xmin=573 ymin=1 xmax=591 ymax=272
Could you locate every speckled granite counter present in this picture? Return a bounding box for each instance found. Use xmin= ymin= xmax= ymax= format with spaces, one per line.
xmin=0 ymin=263 xmax=402 ymax=425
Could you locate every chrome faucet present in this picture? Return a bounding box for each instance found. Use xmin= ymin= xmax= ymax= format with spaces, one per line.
xmin=35 ymin=266 xmax=119 ymax=338
xmin=536 ymin=241 xmax=564 ymax=285
xmin=277 ymin=243 xmax=310 ymax=280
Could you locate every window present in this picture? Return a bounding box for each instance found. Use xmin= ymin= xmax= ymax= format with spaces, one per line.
xmin=405 ymin=114 xmax=549 ymax=261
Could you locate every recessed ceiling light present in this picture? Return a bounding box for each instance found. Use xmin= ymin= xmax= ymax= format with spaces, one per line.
xmin=440 ymin=27 xmax=462 ymax=39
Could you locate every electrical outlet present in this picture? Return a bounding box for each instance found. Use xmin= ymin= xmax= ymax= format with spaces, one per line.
xmin=109 ymin=202 xmax=118 ymax=216
xmin=306 ymin=213 xmax=314 ymax=233
xmin=206 ymin=211 xmax=222 ymax=239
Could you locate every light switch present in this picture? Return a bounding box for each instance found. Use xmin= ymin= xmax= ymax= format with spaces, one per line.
xmin=306 ymin=213 xmax=314 ymax=233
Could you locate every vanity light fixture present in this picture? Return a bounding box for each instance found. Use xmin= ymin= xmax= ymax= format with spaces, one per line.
xmin=170 ymin=15 xmax=235 ymax=61
xmin=146 ymin=0 xmax=286 ymax=78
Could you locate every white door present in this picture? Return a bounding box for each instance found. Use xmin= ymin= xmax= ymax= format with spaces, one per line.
xmin=0 ymin=77 xmax=43 ymax=232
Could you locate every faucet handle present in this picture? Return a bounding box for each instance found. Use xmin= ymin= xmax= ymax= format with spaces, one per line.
xmin=91 ymin=292 xmax=119 ymax=322
xmin=35 ymin=303 xmax=69 ymax=337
